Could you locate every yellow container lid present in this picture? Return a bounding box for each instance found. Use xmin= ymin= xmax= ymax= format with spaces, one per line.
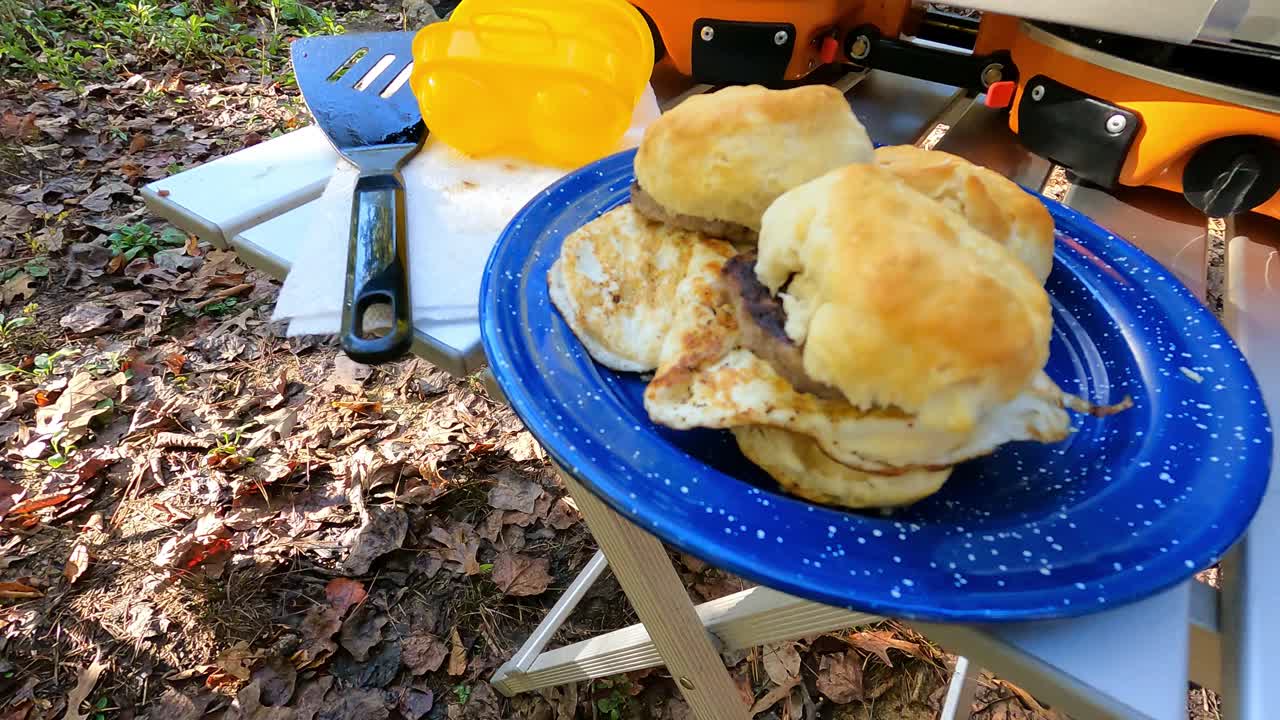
xmin=410 ymin=0 xmax=653 ymax=168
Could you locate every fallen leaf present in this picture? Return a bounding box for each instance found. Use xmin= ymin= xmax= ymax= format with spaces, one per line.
xmin=63 ymin=544 xmax=90 ymax=584
xmin=325 ymin=577 xmax=367 ymax=615
xmin=288 ymin=677 xmax=334 ymax=720
xmin=339 ymin=605 xmax=389 ymax=662
xmin=487 ymin=471 xmax=542 ymax=514
xmin=762 ymin=642 xmax=802 ymax=687
xmin=402 ymin=632 xmax=448 ymax=675
xmin=544 ymin=498 xmax=580 ymax=530
xmin=749 ymin=683 xmax=795 ymax=716
xmin=331 ymin=639 xmax=402 ymax=690
xmin=223 ymin=680 xmax=291 ymax=720
xmin=59 ymin=303 xmax=118 ymax=335
xmin=128 ymin=134 xmax=147 ymax=153
xmin=322 ymin=353 xmax=373 ymax=394
xmin=215 ymin=640 xmax=258 ymax=681
xmin=536 ymin=684 xmax=578 ymax=720
xmin=153 ymin=512 xmax=231 ymax=578
xmin=292 ymin=606 xmax=343 ymax=669
xmin=492 ymin=552 xmax=553 ymax=597
xmin=0 ymin=581 xmax=42 ymax=600
xmin=332 ymin=400 xmax=382 ymax=416
xmin=342 ymin=505 xmax=407 ymax=575
xmin=847 ymin=629 xmax=922 ymax=668
xmin=996 ymin=679 xmax=1050 ymax=715
xmin=447 ymin=626 xmax=467 ymax=676
xmin=9 ymin=492 xmax=72 ymax=516
xmin=2 ymin=701 xmax=33 ymax=720
xmin=34 ymin=371 xmax=126 ymax=443
xmin=148 ymin=688 xmax=212 ymax=720
xmin=816 ymin=651 xmax=863 ymax=704
xmin=315 ymin=687 xmax=390 ymax=720
xmin=62 ymin=654 xmax=107 ymax=720
xmin=1 ymin=273 xmax=35 ymax=305
xmin=448 ymin=682 xmax=499 ymax=720
xmin=399 ymin=689 xmax=434 ymax=720
xmin=428 ymin=521 xmax=481 ymax=575
xmin=125 ymin=603 xmax=166 ymax=640
xmin=251 ymin=655 xmax=297 ymax=707
xmin=164 ymin=353 xmax=186 ymax=374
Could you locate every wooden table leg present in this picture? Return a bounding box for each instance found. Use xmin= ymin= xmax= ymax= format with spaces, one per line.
xmin=559 ymin=470 xmax=750 ymax=720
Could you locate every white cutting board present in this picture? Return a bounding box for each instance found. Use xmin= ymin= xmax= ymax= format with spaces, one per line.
xmin=274 ymin=85 xmax=661 ymax=335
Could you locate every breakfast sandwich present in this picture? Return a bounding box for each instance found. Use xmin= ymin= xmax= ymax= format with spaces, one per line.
xmin=631 ymin=84 xmax=873 ymax=244
xmin=645 ymin=161 xmax=1125 ymax=503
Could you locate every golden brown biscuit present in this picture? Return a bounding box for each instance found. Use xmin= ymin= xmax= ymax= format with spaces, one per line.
xmin=755 ymin=163 xmax=1053 ymax=434
xmin=732 ymin=426 xmax=951 ymax=508
xmin=633 ymin=85 xmax=873 ymax=237
xmin=874 ymin=145 xmax=1055 ymax=283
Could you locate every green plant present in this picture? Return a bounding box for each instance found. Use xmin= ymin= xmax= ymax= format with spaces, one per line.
xmin=1 ymin=347 xmax=79 ymax=380
xmin=201 ymin=297 xmax=239 ymax=317
xmin=453 ymin=683 xmax=471 ymax=704
xmin=44 ymin=432 xmax=77 ymax=469
xmin=107 ymin=222 xmax=186 ymax=261
xmin=208 ymin=431 xmax=254 ymax=465
xmin=594 ymin=680 xmax=632 ymax=720
xmin=0 ymin=304 xmax=36 ymax=341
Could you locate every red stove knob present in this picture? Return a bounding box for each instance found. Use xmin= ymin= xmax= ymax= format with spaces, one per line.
xmin=985 ymin=81 xmax=1017 ymax=109
xmin=820 ymin=35 xmax=839 ymax=64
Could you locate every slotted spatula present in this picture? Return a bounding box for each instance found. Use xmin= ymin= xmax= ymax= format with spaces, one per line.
xmin=291 ymin=32 xmax=425 ymax=363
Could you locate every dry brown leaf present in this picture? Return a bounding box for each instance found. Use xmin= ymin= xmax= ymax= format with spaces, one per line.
xmin=749 ymin=682 xmax=796 ymax=716
xmin=145 ymin=688 xmax=212 ymax=720
xmin=399 ymin=689 xmax=434 ymax=720
xmin=0 ymin=581 xmax=42 ymax=600
xmin=289 ymin=677 xmax=334 ymax=720
xmin=428 ymin=521 xmax=481 ymax=575
xmin=544 ymin=498 xmax=580 ymax=530
xmin=325 ymin=578 xmax=367 ymax=615
xmin=9 ymin=492 xmax=73 ymax=516
xmin=486 ymin=471 xmax=542 ymax=514
xmin=250 ymin=655 xmax=297 ymax=707
xmin=125 ymin=603 xmax=166 ymax=640
xmin=1 ymin=273 xmax=35 ymax=305
xmin=339 ymin=606 xmax=388 ymax=662
xmin=33 ymin=371 xmax=125 ymax=443
xmin=402 ymin=632 xmax=449 ymax=675
xmin=847 ymin=629 xmax=922 ymax=668
xmin=342 ymin=505 xmax=407 ymax=575
xmin=762 ymin=642 xmax=802 ymax=687
xmin=62 ymin=654 xmax=107 ymax=720
xmin=816 ymin=651 xmax=863 ymax=704
xmin=59 ymin=303 xmax=118 ymax=335
xmin=216 ymin=640 xmax=258 ymax=681
xmin=292 ymin=605 xmax=343 ymax=669
xmin=491 ymin=551 xmax=553 ymax=597
xmin=447 ymin=626 xmax=467 ymax=676
xmin=153 ymin=512 xmax=231 ymax=578
xmin=996 ymin=679 xmax=1050 ymax=715
xmin=63 ymin=544 xmax=89 ymax=584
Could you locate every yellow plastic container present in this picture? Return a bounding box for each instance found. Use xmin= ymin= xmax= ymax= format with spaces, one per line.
xmin=410 ymin=0 xmax=654 ymax=168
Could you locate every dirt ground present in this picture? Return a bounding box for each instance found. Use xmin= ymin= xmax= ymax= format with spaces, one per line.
xmin=0 ymin=2 xmax=1221 ymax=720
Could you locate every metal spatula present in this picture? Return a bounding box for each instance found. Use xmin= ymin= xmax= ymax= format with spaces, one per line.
xmin=291 ymin=32 xmax=425 ymax=363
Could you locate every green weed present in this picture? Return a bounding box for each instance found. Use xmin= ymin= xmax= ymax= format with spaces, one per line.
xmin=107 ymin=222 xmax=186 ymax=261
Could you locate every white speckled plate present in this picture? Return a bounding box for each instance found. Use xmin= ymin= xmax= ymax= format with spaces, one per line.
xmin=480 ymin=150 xmax=1273 ymax=621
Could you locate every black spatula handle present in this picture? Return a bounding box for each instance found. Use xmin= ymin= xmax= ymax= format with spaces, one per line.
xmin=341 ymin=171 xmax=413 ymax=363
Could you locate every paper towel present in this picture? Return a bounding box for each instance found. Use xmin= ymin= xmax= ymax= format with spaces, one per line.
xmin=273 ymin=85 xmax=661 ymax=336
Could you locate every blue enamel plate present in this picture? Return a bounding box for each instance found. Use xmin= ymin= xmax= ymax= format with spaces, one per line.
xmin=480 ymin=149 xmax=1273 ymax=622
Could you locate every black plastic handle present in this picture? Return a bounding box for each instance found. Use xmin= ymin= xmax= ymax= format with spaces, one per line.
xmin=340 ymin=171 xmax=413 ymax=363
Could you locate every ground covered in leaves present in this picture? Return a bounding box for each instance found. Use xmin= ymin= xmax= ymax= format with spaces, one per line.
xmin=0 ymin=2 xmax=1217 ymax=720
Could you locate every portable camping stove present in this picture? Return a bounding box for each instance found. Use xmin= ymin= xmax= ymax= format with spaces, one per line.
xmin=629 ymin=0 xmax=1280 ymax=220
